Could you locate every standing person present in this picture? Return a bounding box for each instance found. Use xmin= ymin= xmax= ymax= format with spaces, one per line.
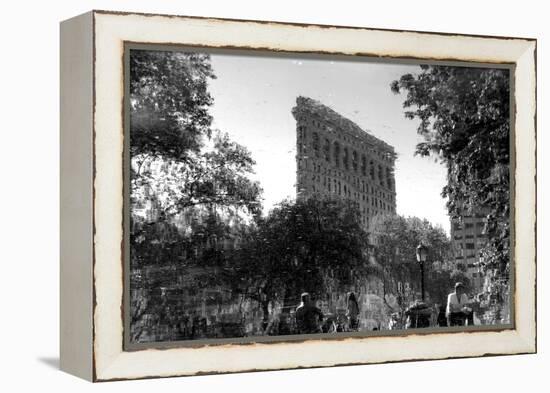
xmin=295 ymin=292 xmax=324 ymax=334
xmin=431 ymin=304 xmax=440 ymax=327
xmin=346 ymin=292 xmax=360 ymax=331
xmin=446 ymin=282 xmax=474 ymax=326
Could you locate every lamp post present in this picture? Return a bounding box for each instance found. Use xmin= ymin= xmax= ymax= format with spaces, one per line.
xmin=416 ymin=243 xmax=428 ymax=302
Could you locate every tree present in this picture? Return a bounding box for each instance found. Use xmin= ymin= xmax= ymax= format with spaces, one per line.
xmin=230 ymin=196 xmax=372 ymax=330
xmin=130 ymin=49 xmax=215 ymax=162
xmin=129 ymin=49 xmax=263 ymax=274
xmin=130 ymin=50 xmax=263 ymax=221
xmin=371 ymin=214 xmax=461 ymax=309
xmin=128 ymin=49 xmax=264 ymax=341
xmin=390 ymin=66 xmax=510 ymax=278
xmin=131 ymin=131 xmax=263 ymax=223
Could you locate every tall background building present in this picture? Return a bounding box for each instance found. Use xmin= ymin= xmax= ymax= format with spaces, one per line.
xmin=450 ymin=212 xmax=488 ymax=292
xmin=292 ymin=96 xmax=396 ymax=235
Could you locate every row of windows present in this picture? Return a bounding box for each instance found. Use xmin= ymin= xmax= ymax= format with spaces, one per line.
xmin=296 ymin=121 xmax=393 ymax=163
xmin=454 ymin=237 xmax=486 ymax=249
xmin=452 ymin=221 xmax=486 ymax=231
xmin=307 ymin=172 xmax=395 ymax=210
xmin=454 ymin=232 xmax=485 ymax=240
xmin=301 ymin=133 xmax=393 ymax=190
xmin=307 ymin=176 xmax=395 ymax=213
xmin=310 ymin=162 xmax=394 ymax=203
xmin=465 ymin=243 xmax=475 ymax=250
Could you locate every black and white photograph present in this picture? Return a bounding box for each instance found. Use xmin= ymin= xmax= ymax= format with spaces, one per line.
xmin=0 ymin=0 xmax=545 ymax=388
xmin=126 ymin=46 xmax=512 ymax=345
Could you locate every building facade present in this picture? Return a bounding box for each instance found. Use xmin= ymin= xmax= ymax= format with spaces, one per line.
xmin=292 ymin=96 xmax=396 ymax=234
xmin=450 ymin=213 xmax=488 ymax=292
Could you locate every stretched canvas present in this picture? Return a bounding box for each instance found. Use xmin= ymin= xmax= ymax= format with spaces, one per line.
xmin=60 ymin=10 xmax=536 ymax=381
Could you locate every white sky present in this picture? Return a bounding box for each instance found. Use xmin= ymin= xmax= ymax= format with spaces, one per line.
xmin=207 ymin=52 xmax=450 ymax=234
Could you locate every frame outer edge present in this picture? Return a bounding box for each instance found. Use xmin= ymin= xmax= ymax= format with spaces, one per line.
xmin=91 ymin=11 xmax=538 ymax=380
xmin=60 ymin=11 xmax=95 ymax=382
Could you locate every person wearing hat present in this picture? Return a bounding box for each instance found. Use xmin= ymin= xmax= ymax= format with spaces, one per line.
xmin=446 ymin=282 xmax=474 ymax=327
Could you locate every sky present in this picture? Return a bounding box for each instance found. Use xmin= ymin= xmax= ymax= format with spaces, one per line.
xmin=207 ymin=52 xmax=450 ymax=234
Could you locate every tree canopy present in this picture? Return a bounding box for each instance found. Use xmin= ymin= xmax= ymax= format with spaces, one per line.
xmin=129 ymin=49 xmax=263 ymax=223
xmin=129 ymin=49 xmax=265 ymax=340
xmin=390 ymin=65 xmax=510 ymax=275
xmin=371 ymin=214 xmax=467 ymax=308
xmin=129 ymin=49 xmax=263 ymax=294
xmin=228 ymin=196 xmax=373 ymax=328
xmin=130 ymin=49 xmax=215 ymax=161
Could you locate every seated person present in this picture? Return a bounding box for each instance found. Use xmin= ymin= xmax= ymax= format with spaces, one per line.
xmin=446 ymin=282 xmax=474 ymax=326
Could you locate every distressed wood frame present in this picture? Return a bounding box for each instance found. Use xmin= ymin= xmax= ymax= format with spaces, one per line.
xmin=60 ymin=10 xmax=537 ymax=382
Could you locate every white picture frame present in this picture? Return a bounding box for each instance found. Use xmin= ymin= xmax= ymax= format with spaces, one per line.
xmin=60 ymin=10 xmax=536 ymax=382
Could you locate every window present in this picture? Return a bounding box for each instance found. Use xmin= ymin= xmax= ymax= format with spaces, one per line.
xmin=465 ymin=223 xmax=474 ymax=229
xmin=369 ymin=160 xmax=375 ymax=180
xmin=297 ymin=134 xmax=307 ymax=153
xmin=333 ymin=141 xmax=340 ymax=168
xmin=352 ymin=150 xmax=358 ymax=172
xmin=323 ymin=138 xmax=330 ymax=162
xmin=343 ymin=147 xmax=349 ymax=170
xmin=361 ymin=155 xmax=367 ymax=176
xmin=378 ymin=165 xmax=383 ymax=186
xmin=312 ymin=132 xmax=319 ymax=158
xmin=465 ymin=243 xmax=475 ymax=250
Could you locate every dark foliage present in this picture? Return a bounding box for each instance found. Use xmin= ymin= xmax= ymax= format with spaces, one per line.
xmin=129 ymin=49 xmax=264 ymax=341
xmin=228 ymin=196 xmax=372 ymax=326
xmin=130 ymin=49 xmax=215 ymax=161
xmin=391 ymin=65 xmax=510 ymax=276
xmin=371 ymin=214 xmax=466 ymax=308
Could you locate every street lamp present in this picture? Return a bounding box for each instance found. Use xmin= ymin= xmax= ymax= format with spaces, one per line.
xmin=416 ymin=243 xmax=428 ymax=302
